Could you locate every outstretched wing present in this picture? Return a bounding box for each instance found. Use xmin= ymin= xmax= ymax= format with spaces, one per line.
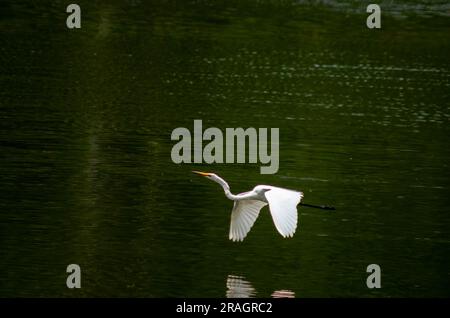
xmin=229 ymin=198 xmax=267 ymax=242
xmin=264 ymin=187 xmax=303 ymax=238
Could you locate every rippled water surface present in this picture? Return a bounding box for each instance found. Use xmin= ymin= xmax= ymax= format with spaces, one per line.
xmin=0 ymin=1 xmax=449 ymax=297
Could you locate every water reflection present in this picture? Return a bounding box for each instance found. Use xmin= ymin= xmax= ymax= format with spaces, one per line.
xmin=226 ymin=275 xmax=256 ymax=298
xmin=226 ymin=275 xmax=295 ymax=298
xmin=271 ymin=290 xmax=295 ymax=298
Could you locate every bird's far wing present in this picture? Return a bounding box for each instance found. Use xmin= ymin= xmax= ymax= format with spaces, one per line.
xmin=265 ymin=187 xmax=303 ymax=238
xmin=229 ymin=199 xmax=267 ymax=242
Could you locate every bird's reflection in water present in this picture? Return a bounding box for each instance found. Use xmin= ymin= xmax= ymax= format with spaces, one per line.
xmin=226 ymin=275 xmax=295 ymax=298
xmin=271 ymin=290 xmax=295 ymax=298
xmin=226 ymin=275 xmax=257 ymax=298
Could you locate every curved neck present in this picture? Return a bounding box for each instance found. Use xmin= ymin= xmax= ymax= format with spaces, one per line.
xmin=212 ymin=175 xmax=239 ymax=201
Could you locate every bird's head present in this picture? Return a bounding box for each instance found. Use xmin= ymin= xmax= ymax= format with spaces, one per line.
xmin=192 ymin=171 xmax=230 ymax=190
xmin=192 ymin=171 xmax=218 ymax=181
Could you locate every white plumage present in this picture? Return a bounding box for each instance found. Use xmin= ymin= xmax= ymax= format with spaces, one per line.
xmin=193 ymin=172 xmax=303 ymax=241
xmin=230 ymin=198 xmax=267 ymax=242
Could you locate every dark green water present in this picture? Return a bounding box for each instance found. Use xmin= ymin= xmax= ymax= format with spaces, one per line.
xmin=1 ymin=1 xmax=449 ymax=297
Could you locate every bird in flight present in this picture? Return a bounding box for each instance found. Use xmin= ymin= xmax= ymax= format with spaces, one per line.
xmin=193 ymin=171 xmax=334 ymax=242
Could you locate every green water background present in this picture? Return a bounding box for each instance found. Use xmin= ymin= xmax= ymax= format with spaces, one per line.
xmin=0 ymin=0 xmax=449 ymax=297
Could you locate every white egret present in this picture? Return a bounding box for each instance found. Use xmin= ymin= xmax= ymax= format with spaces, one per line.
xmin=193 ymin=171 xmax=334 ymax=242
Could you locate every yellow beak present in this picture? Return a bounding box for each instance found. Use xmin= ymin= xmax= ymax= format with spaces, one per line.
xmin=192 ymin=171 xmax=212 ymax=176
